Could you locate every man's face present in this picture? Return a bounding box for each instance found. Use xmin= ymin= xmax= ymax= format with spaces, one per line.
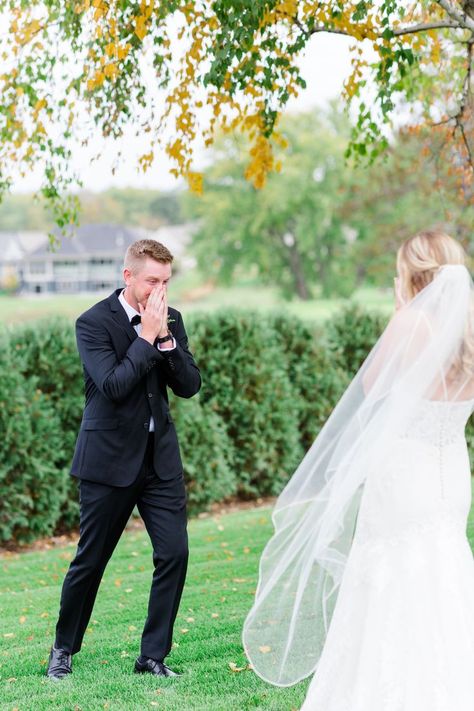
xmin=124 ymin=258 xmax=172 ymax=308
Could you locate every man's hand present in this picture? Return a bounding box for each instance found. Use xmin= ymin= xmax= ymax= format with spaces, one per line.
xmin=139 ymin=286 xmax=169 ymax=345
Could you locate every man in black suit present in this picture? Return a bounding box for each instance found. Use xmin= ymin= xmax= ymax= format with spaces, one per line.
xmin=47 ymin=239 xmax=201 ymax=680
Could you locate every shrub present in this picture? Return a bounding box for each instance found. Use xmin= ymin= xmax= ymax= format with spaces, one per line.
xmin=268 ymin=314 xmax=349 ymax=452
xmin=0 ymin=345 xmax=66 ymax=543
xmin=188 ymin=311 xmax=303 ymax=497
xmin=0 ymin=305 xmax=411 ymax=545
xmin=169 ymin=394 xmax=237 ymax=514
xmin=326 ymin=303 xmax=387 ymax=376
xmin=8 ymin=318 xmax=83 ymax=529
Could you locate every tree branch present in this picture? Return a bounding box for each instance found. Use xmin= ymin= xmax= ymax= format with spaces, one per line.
xmin=431 ymin=40 xmax=473 ymax=172
xmin=289 ymin=18 xmax=463 ymax=40
xmin=436 ymin=0 xmax=474 ymax=32
xmin=392 ymin=21 xmax=461 ymax=36
xmin=456 ymin=40 xmax=474 ymax=169
xmin=459 ymin=121 xmax=474 ymax=169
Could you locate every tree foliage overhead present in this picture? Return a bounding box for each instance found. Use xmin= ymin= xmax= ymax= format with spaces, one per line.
xmin=185 ymin=107 xmax=473 ymax=300
xmin=186 ymin=111 xmax=357 ymax=300
xmin=1 ymin=0 xmax=473 ymax=229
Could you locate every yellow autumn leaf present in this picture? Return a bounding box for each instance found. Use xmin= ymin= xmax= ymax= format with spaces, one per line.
xmin=134 ymin=16 xmax=148 ymax=41
xmin=104 ymin=63 xmax=118 ymax=80
xmin=228 ymin=661 xmax=248 ymax=672
xmin=117 ymin=44 xmax=130 ymax=61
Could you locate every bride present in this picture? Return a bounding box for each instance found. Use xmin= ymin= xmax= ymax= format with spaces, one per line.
xmin=243 ymin=230 xmax=474 ymax=710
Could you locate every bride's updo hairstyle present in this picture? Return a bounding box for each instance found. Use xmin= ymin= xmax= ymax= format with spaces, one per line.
xmin=398 ymin=229 xmax=473 ymax=383
xmin=396 ymin=229 xmax=467 ymax=300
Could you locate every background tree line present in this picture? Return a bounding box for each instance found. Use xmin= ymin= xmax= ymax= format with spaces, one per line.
xmin=3 ymin=107 xmax=471 ymax=299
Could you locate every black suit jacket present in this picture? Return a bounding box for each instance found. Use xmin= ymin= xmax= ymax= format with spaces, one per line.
xmin=70 ymin=289 xmax=201 ymax=486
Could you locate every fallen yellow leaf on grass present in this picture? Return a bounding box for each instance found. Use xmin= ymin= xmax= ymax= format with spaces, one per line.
xmin=19 ymin=615 xmax=26 ymax=624
xmin=180 ymin=628 xmax=189 ymax=634
xmin=4 ymin=633 xmax=14 ymax=638
xmin=228 ymin=662 xmax=249 ymax=672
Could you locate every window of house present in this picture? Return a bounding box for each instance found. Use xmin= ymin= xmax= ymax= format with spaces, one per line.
xmin=89 ymin=258 xmax=114 ymax=266
xmin=54 ymin=260 xmax=79 ymax=268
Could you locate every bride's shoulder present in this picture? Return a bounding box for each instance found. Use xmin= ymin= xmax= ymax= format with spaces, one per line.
xmin=386 ymin=307 xmax=432 ymax=336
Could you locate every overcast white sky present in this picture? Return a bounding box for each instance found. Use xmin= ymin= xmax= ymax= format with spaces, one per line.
xmin=13 ymin=33 xmax=355 ymax=194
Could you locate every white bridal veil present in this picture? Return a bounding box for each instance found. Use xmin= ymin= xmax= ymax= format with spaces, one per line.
xmin=243 ymin=264 xmax=474 ymax=687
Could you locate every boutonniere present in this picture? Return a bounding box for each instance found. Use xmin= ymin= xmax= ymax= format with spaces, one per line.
xmin=167 ymin=316 xmax=176 ymax=325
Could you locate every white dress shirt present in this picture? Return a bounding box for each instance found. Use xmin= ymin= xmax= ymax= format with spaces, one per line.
xmin=118 ymin=289 xmax=176 ymax=433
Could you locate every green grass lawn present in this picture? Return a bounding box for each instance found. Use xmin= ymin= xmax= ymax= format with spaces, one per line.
xmin=0 ymin=507 xmax=309 ymax=711
xmin=0 ymin=271 xmax=394 ymax=329
xmin=2 ymin=489 xmax=474 ymax=711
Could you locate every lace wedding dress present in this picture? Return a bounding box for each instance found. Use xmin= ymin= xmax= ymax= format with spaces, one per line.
xmin=243 ymin=266 xmax=474 ymax=710
xmin=301 ymin=398 xmax=474 ymax=711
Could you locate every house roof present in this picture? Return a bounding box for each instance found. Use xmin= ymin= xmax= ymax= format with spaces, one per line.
xmin=28 ymin=224 xmax=145 ymax=258
xmin=0 ymin=222 xmax=195 ymax=264
xmin=0 ymin=232 xmax=48 ymax=261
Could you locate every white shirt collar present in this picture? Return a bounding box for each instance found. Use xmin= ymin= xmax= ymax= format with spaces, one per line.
xmin=118 ymin=289 xmax=140 ymax=322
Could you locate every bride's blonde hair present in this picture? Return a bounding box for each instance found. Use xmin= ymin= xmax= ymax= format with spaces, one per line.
xmin=396 ymin=229 xmax=467 ymax=300
xmin=397 ymin=229 xmax=474 ymax=382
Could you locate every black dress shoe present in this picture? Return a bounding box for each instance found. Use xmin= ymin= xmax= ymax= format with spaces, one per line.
xmin=134 ymin=655 xmax=180 ymax=677
xmin=46 ymin=646 xmax=72 ymax=680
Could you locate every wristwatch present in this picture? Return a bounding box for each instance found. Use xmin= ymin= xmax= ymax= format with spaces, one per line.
xmin=156 ymin=333 xmax=173 ymax=344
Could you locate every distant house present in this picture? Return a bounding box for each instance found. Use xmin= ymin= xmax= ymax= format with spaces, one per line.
xmin=0 ymin=223 xmax=195 ymax=294
xmin=0 ymin=232 xmax=48 ymax=291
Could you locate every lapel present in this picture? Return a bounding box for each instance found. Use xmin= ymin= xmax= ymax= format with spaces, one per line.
xmin=107 ymin=289 xmax=138 ymax=344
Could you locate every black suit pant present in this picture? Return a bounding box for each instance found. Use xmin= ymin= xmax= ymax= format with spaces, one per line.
xmin=54 ymin=434 xmax=188 ymax=661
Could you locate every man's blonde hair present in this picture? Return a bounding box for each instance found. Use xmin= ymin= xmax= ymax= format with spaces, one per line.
xmin=124 ymin=239 xmax=174 ymax=274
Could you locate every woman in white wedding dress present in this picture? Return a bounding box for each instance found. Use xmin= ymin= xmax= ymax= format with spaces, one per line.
xmin=243 ymin=230 xmax=474 ymax=711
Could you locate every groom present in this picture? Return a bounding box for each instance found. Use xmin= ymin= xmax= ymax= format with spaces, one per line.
xmin=46 ymin=239 xmax=201 ymax=680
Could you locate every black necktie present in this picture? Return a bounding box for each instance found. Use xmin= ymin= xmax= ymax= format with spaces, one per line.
xmin=130 ymin=315 xmax=141 ymax=327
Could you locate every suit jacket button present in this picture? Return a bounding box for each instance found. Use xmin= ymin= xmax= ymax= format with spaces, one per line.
xmin=148 ymin=393 xmax=153 ymax=398
xmin=143 ymin=422 xmax=149 ymax=429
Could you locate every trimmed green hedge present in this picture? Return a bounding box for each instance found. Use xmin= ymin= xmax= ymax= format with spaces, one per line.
xmin=8 ymin=320 xmax=83 ymax=530
xmin=0 ymin=342 xmax=66 ymax=542
xmin=3 ymin=304 xmax=470 ymax=545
